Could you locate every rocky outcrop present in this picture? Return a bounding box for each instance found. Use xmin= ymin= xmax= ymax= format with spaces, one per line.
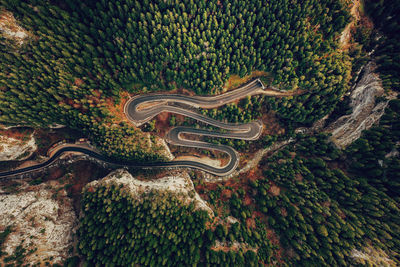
xmin=0 ymin=9 xmax=29 ymax=46
xmin=153 ymin=136 xmax=174 ymax=160
xmin=87 ymin=169 xmax=213 ymax=217
xmin=325 ymin=62 xmax=397 ymax=149
xmin=48 ymin=124 xmax=66 ymax=129
xmin=0 ymin=133 xmax=37 ymax=161
xmin=0 ymin=180 xmax=77 ymax=265
xmin=350 ymin=246 xmax=396 ymax=266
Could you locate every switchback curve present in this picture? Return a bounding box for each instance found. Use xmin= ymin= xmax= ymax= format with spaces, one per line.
xmin=0 ymin=79 xmax=266 ymax=178
xmin=125 ymin=79 xmax=265 ymax=175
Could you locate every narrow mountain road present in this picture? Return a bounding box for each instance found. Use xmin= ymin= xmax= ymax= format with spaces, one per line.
xmin=124 ymin=79 xmax=265 ymax=175
xmin=0 ymin=79 xmax=293 ymax=177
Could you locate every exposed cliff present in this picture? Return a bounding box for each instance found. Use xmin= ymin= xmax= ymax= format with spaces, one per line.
xmin=152 ymin=135 xmax=174 ymax=161
xmin=0 ymin=9 xmax=29 ymax=46
xmin=0 ymin=180 xmax=77 ymax=265
xmin=325 ymin=62 xmax=397 ymax=149
xmin=0 ymin=132 xmax=37 ymax=161
xmin=87 ymin=169 xmax=213 ymax=217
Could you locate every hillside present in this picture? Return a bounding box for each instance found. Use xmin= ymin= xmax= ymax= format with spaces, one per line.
xmin=0 ymin=0 xmax=399 ymax=266
xmin=1 ymin=0 xmax=351 ymax=161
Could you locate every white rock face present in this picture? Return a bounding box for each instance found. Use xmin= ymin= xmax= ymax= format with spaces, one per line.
xmin=0 ymin=10 xmax=29 ymax=45
xmin=88 ymin=169 xmax=213 ymax=217
xmin=48 ymin=124 xmax=66 ymax=129
xmin=0 ymin=181 xmax=77 ymax=265
xmin=326 ymin=63 xmax=397 ymax=149
xmin=155 ymin=136 xmax=174 ymax=160
xmin=351 ymin=246 xmax=395 ymax=266
xmin=0 ymin=133 xmax=37 ymax=161
xmin=143 ymin=133 xmax=174 ymax=160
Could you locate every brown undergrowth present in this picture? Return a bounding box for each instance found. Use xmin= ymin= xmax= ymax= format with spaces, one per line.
xmin=0 ymin=127 xmax=33 ymax=142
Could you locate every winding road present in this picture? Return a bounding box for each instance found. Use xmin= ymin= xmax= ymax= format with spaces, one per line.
xmin=0 ymin=79 xmax=268 ymax=177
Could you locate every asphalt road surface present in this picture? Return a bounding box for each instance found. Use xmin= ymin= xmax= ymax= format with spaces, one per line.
xmin=0 ymin=79 xmax=265 ymax=178
xmin=125 ymin=79 xmax=264 ymax=175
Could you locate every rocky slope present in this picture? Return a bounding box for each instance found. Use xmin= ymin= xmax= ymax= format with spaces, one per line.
xmin=0 ymin=180 xmax=77 ymax=265
xmin=152 ymin=135 xmax=174 ymax=160
xmin=0 ymin=133 xmax=37 ymax=161
xmin=0 ymin=9 xmax=29 ymax=45
xmin=350 ymin=245 xmax=396 ymax=266
xmin=325 ymin=62 xmax=397 ymax=149
xmin=212 ymin=61 xmax=396 ymax=181
xmin=87 ymin=169 xmax=213 ymax=217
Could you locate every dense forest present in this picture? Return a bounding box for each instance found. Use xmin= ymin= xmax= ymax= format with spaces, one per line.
xmin=79 ymin=184 xmax=274 ymax=266
xmin=1 ymin=0 xmax=351 ymax=161
xmin=2 ymin=0 xmax=400 ymax=266
xmin=256 ymin=132 xmax=399 ymax=266
xmin=365 ymin=0 xmax=400 ymax=92
xmin=78 ymin=122 xmax=400 ymax=266
xmin=76 ymin=0 xmax=400 ymax=264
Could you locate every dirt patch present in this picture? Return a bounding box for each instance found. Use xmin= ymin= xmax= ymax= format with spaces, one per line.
xmin=127 ymin=166 xmax=179 ymax=181
xmin=211 ymin=240 xmax=257 ymax=254
xmin=262 ymin=87 xmax=305 ymax=97
xmin=268 ymin=184 xmax=281 ymax=196
xmin=339 ymin=0 xmax=371 ymax=51
xmin=221 ymin=188 xmax=232 ymax=200
xmin=0 ymin=127 xmax=33 ymax=142
xmin=34 ymin=128 xmax=83 ymax=156
xmin=172 ymin=87 xmax=196 ymax=96
xmin=343 ymin=1 xmax=359 ymax=45
xmin=169 ymin=142 xmax=228 ymax=161
xmin=174 ymin=155 xmax=222 ymax=168
xmin=219 ymin=157 xmax=230 ymax=167
xmin=262 ymin=111 xmax=285 ymax=135
xmin=295 ymin=173 xmax=303 ymax=182
xmin=246 ymin=217 xmax=256 ymax=229
xmin=48 ymin=168 xmax=64 ymax=180
xmin=223 ymin=71 xmax=271 ymax=92
xmin=266 ymin=228 xmax=285 ymax=265
xmin=154 ymin=112 xmax=171 ymax=137
xmin=106 ymin=91 xmax=131 ymax=124
xmin=62 ymin=161 xmax=111 ymax=213
xmin=15 ymin=160 xmax=39 ymax=170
